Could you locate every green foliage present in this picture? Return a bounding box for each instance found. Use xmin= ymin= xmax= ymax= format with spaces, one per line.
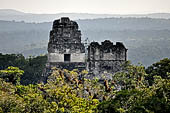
xmin=44 ymin=68 xmax=100 ymax=112
xmin=147 ymin=58 xmax=170 ymax=78
xmin=113 ymin=61 xmax=148 ymax=90
xmin=0 ymin=66 xmax=24 ymax=85
xmin=21 ymin=55 xmax=47 ymax=85
xmin=98 ymin=61 xmax=170 ymax=113
xmin=0 ymin=55 xmax=170 ymax=112
xmin=0 ymin=53 xmax=47 ymax=85
xmin=0 ymin=78 xmax=25 ymax=112
xmin=0 ymin=68 xmax=100 ymax=113
xmin=0 ymin=53 xmax=26 ymax=69
xmin=146 ymin=58 xmax=170 ymax=85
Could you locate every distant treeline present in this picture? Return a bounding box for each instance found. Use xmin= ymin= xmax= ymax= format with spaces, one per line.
xmin=1 ymin=18 xmax=170 ymax=66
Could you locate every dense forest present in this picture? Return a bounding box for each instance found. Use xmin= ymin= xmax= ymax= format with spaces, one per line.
xmin=0 ymin=53 xmax=47 ymax=85
xmin=1 ymin=18 xmax=170 ymax=66
xmin=0 ymin=11 xmax=170 ymax=112
xmin=0 ymin=53 xmax=169 ymax=112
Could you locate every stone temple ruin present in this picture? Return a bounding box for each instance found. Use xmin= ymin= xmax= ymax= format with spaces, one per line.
xmin=47 ymin=17 xmax=86 ymax=70
xmin=46 ymin=17 xmax=127 ymax=76
xmin=87 ymin=40 xmax=127 ymax=75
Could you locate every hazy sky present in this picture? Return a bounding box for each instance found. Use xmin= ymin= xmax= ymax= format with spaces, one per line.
xmin=0 ymin=0 xmax=170 ymax=14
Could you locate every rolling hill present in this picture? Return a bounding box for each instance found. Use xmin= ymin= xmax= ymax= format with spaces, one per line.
xmin=0 ymin=9 xmax=170 ymax=22
xmin=0 ymin=17 xmax=170 ymax=66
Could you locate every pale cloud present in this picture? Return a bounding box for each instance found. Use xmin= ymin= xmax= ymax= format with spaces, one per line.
xmin=0 ymin=0 xmax=170 ymax=14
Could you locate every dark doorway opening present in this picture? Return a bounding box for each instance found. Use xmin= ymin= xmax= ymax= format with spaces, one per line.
xmin=64 ymin=54 xmax=71 ymax=62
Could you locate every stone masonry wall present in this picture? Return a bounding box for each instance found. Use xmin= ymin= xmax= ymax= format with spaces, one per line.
xmin=47 ymin=17 xmax=86 ymax=70
xmin=87 ymin=40 xmax=127 ymax=75
xmin=46 ymin=17 xmax=128 ymax=77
